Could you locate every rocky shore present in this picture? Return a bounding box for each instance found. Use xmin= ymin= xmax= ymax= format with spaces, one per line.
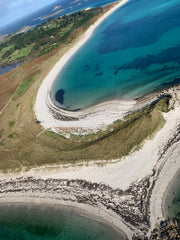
xmin=133 ymin=219 xmax=180 ymax=239
xmin=0 ymin=176 xmax=149 ymax=237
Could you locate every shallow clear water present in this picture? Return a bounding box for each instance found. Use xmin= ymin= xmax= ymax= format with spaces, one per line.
xmin=0 ymin=204 xmax=124 ymax=240
xmin=51 ymin=0 xmax=180 ymax=110
xmin=165 ymin=173 xmax=180 ymax=219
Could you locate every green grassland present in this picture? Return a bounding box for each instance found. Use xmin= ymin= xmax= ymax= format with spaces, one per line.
xmin=0 ymin=45 xmax=14 ymax=57
xmin=0 ymin=7 xmax=103 ymax=67
xmin=9 ymin=44 xmax=34 ymax=62
xmin=60 ymin=24 xmax=74 ymax=38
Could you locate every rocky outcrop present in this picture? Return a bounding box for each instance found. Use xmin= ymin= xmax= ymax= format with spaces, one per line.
xmin=133 ymin=219 xmax=180 ymax=240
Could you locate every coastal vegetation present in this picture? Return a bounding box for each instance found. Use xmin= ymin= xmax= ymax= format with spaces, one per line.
xmin=0 ymin=92 xmax=170 ymax=171
xmin=0 ymin=7 xmax=103 ymax=67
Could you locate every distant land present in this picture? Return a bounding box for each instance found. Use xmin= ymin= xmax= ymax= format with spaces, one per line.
xmin=53 ymin=5 xmax=62 ymax=11
xmin=0 ymin=0 xmax=118 ymax=35
xmin=41 ymin=9 xmax=64 ymax=20
xmin=0 ymin=34 xmax=8 ymax=40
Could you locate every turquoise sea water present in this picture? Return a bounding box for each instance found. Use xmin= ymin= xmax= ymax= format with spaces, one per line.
xmin=0 ymin=204 xmax=124 ymax=240
xmin=51 ymin=0 xmax=180 ymax=110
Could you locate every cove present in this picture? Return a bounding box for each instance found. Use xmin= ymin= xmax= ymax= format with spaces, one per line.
xmin=51 ymin=0 xmax=180 ymax=110
xmin=0 ymin=204 xmax=125 ymax=240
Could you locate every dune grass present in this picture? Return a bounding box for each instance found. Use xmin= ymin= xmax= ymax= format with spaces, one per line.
xmin=8 ymin=132 xmax=18 ymax=138
xmin=18 ymin=96 xmax=169 ymax=167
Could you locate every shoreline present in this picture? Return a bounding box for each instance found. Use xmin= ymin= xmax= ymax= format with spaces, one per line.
xmin=148 ymin=124 xmax=180 ymax=234
xmin=0 ymin=183 xmax=136 ymax=239
xmin=34 ymin=0 xmax=180 ymax=135
xmin=0 ymin=201 xmax=127 ymax=239
xmin=1 ymin=0 xmax=180 ymax=237
xmin=162 ymin=169 xmax=180 ymax=219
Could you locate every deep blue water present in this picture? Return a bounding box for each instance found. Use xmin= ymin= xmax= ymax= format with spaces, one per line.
xmin=0 ymin=204 xmax=124 ymax=240
xmin=0 ymin=0 xmax=118 ymax=35
xmin=51 ymin=0 xmax=180 ymax=110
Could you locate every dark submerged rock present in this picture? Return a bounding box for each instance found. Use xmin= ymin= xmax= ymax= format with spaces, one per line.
xmin=55 ymin=89 xmax=65 ymax=104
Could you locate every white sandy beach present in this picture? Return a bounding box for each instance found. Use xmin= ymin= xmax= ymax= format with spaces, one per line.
xmin=149 ymin=140 xmax=180 ymax=234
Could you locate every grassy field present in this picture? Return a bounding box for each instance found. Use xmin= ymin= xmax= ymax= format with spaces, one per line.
xmin=0 ymin=6 xmax=105 ymax=67
xmin=60 ymin=24 xmax=74 ymax=38
xmin=9 ymin=44 xmax=34 ymax=62
xmin=0 ymin=44 xmax=14 ymax=59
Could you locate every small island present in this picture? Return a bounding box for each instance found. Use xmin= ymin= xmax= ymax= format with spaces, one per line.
xmin=53 ymin=5 xmax=62 ymax=11
xmin=41 ymin=9 xmax=64 ymax=21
